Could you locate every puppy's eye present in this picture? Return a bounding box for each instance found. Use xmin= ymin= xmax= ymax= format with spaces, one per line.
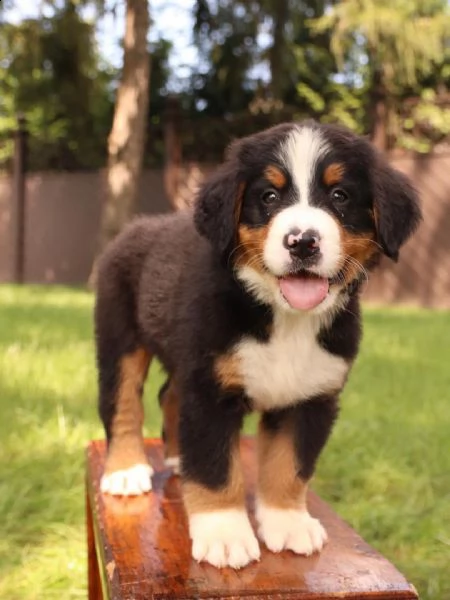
xmin=331 ymin=188 xmax=349 ymax=205
xmin=261 ymin=189 xmax=279 ymax=205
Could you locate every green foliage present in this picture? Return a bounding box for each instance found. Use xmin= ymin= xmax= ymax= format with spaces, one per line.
xmin=0 ymin=1 xmax=114 ymax=169
xmin=0 ymin=1 xmax=172 ymax=170
xmin=0 ymin=285 xmax=449 ymax=599
xmin=2 ymin=0 xmax=450 ymax=165
xmin=191 ymin=0 xmax=450 ymax=149
xmin=312 ymin=0 xmax=450 ymax=149
xmin=314 ymin=0 xmax=450 ymax=87
xmin=398 ymin=88 xmax=450 ymax=152
xmin=297 ymin=82 xmax=326 ymax=113
xmin=191 ymin=0 xmax=365 ymax=133
xmin=0 ymin=285 xmax=165 ymax=598
xmin=191 ymin=1 xmax=260 ymax=116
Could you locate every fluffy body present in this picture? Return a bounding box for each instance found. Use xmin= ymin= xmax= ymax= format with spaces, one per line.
xmin=95 ymin=121 xmax=421 ymax=569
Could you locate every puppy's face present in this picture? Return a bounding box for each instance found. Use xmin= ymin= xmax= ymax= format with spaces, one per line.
xmin=195 ymin=122 xmax=421 ymax=313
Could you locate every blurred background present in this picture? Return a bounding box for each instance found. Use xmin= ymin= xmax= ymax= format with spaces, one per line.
xmin=1 ymin=0 xmax=450 ymax=303
xmin=0 ymin=1 xmax=449 ymax=599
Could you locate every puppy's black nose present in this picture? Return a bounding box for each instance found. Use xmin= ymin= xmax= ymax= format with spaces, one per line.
xmin=283 ymin=228 xmax=320 ymax=260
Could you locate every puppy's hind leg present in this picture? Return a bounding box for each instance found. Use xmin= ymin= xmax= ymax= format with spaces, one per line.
xmin=95 ymin=276 xmax=153 ymax=496
xmin=158 ymin=377 xmax=181 ymax=474
xmin=100 ymin=347 xmax=153 ymax=495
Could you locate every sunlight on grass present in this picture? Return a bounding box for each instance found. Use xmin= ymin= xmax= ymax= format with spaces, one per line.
xmin=0 ymin=286 xmax=165 ymax=599
xmin=0 ymin=285 xmax=449 ymax=599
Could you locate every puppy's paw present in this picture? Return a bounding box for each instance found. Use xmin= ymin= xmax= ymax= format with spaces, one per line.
xmin=100 ymin=463 xmax=153 ymax=496
xmin=189 ymin=509 xmax=260 ymax=569
xmin=256 ymin=502 xmax=327 ymax=556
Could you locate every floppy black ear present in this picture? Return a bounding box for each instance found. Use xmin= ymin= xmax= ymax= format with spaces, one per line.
xmin=372 ymin=158 xmax=422 ymax=262
xmin=194 ymin=144 xmax=243 ymax=259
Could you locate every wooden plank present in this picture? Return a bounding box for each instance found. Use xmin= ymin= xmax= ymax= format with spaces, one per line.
xmin=86 ymin=438 xmax=419 ymax=600
xmin=86 ymin=484 xmax=103 ymax=600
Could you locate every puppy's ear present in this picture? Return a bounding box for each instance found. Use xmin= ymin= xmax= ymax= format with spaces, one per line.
xmin=372 ymin=157 xmax=422 ymax=262
xmin=194 ymin=142 xmax=244 ymax=258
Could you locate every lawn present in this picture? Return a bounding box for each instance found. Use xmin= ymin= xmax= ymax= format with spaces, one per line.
xmin=0 ymin=285 xmax=449 ymax=600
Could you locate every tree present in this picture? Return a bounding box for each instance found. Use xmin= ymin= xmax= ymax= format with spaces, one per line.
xmin=313 ymin=0 xmax=450 ymax=150
xmin=261 ymin=0 xmax=365 ymax=131
xmin=192 ymin=0 xmax=260 ymax=116
xmin=0 ymin=1 xmax=113 ymax=169
xmin=191 ymin=0 xmax=364 ymax=133
xmin=98 ymin=0 xmax=151 ymax=252
xmin=261 ymin=0 xmax=290 ymax=101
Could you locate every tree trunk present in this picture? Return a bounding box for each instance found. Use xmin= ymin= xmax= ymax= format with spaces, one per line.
xmin=269 ymin=0 xmax=288 ymax=100
xmin=369 ymin=67 xmax=389 ymax=152
xmin=163 ymin=95 xmax=183 ymax=210
xmin=98 ymin=0 xmax=150 ymax=252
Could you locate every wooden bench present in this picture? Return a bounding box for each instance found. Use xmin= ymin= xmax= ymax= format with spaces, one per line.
xmin=86 ymin=438 xmax=419 ymax=600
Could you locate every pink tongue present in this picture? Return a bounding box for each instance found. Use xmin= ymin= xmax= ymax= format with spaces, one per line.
xmin=279 ymin=275 xmax=329 ymax=310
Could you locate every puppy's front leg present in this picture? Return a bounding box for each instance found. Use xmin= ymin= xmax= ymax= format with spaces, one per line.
xmin=256 ymin=397 xmax=339 ymax=555
xmin=181 ymin=395 xmax=260 ymax=569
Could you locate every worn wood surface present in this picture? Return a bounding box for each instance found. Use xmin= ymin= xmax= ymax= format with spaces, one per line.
xmin=86 ymin=438 xmax=418 ymax=600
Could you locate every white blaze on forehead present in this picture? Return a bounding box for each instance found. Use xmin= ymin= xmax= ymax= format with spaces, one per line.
xmin=280 ymin=125 xmax=329 ymax=206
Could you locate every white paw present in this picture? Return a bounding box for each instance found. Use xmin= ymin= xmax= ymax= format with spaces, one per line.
xmin=100 ymin=463 xmax=153 ymax=496
xmin=189 ymin=509 xmax=260 ymax=569
xmin=164 ymin=456 xmax=180 ymax=474
xmin=256 ymin=502 xmax=327 ymax=556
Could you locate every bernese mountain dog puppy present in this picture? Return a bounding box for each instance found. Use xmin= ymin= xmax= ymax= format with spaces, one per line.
xmin=95 ymin=121 xmax=421 ymax=569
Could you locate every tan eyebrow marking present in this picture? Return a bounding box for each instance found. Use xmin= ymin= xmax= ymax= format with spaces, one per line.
xmin=324 ymin=162 xmax=345 ymax=186
xmin=264 ymin=165 xmax=287 ymax=189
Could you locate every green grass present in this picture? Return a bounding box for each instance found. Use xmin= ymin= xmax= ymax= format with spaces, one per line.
xmin=0 ymin=285 xmax=449 ymax=599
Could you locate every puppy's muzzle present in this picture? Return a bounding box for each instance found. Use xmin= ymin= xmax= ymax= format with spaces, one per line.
xmin=283 ymin=228 xmax=321 ymax=262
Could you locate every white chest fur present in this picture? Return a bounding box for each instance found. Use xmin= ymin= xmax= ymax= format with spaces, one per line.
xmin=235 ymin=311 xmax=349 ymax=411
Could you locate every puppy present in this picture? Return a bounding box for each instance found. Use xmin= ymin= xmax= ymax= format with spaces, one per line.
xmin=95 ymin=120 xmax=421 ymax=569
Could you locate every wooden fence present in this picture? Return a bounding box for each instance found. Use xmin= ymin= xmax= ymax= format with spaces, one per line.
xmin=1 ymin=117 xmax=450 ymax=307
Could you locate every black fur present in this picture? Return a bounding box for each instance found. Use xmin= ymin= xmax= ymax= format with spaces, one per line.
xmin=294 ymin=396 xmax=340 ymax=481
xmin=318 ymin=294 xmax=361 ymax=361
xmin=95 ymin=120 xmax=421 ymax=499
xmin=371 ymin=156 xmax=422 ymax=261
xmin=194 ymin=160 xmax=240 ymax=261
xmin=180 ymin=386 xmax=246 ymax=488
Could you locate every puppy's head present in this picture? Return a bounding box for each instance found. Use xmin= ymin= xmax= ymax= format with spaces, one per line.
xmin=194 ymin=121 xmax=422 ymax=313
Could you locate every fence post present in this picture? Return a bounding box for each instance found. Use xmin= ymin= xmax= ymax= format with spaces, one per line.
xmin=11 ymin=114 xmax=28 ymax=283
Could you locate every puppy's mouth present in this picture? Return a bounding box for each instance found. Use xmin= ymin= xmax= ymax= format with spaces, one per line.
xmin=278 ymin=271 xmax=330 ymax=311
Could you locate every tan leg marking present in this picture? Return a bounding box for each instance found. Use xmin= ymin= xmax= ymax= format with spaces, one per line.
xmin=101 ymin=348 xmax=152 ymax=495
xmin=257 ymin=420 xmax=307 ymax=510
xmin=256 ymin=417 xmax=327 ymax=555
xmin=183 ymin=436 xmax=244 ymax=515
